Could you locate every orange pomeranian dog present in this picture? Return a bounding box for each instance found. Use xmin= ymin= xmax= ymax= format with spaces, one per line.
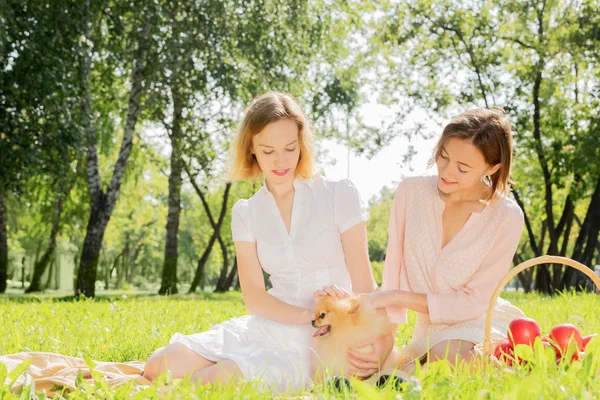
xmin=311 ymin=294 xmax=406 ymax=383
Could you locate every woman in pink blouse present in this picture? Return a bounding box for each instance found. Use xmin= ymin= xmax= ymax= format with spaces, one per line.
xmin=347 ymin=108 xmax=526 ymax=377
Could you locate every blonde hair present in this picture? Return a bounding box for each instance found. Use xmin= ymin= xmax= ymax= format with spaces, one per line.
xmin=229 ymin=92 xmax=316 ymax=180
xmin=428 ymin=108 xmax=514 ymax=202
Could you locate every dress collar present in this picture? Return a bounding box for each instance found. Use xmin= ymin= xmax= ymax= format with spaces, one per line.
xmin=261 ymin=177 xmax=310 ymax=196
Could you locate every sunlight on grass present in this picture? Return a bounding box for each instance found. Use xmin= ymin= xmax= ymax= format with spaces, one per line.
xmin=1 ymin=290 xmax=599 ymax=398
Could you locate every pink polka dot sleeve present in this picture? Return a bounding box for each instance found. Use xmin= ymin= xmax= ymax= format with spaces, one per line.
xmin=381 ymin=181 xmax=408 ymax=324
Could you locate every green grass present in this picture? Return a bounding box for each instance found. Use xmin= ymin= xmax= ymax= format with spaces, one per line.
xmin=1 ymin=291 xmax=600 ymax=398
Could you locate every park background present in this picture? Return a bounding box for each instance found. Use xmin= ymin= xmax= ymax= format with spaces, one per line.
xmin=0 ymin=0 xmax=600 ymax=296
xmin=2 ymin=1 xmax=600 ymax=398
xmin=2 ymin=0 xmax=599 ymax=298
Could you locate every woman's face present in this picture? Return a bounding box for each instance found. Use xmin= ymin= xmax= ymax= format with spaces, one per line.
xmin=435 ymin=137 xmax=498 ymax=195
xmin=252 ymin=118 xmax=301 ymax=186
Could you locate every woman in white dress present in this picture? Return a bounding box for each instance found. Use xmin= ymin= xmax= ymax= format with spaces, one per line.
xmin=142 ymin=92 xmax=378 ymax=393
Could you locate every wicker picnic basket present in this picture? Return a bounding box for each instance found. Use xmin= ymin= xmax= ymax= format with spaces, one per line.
xmin=481 ymin=255 xmax=600 ymax=359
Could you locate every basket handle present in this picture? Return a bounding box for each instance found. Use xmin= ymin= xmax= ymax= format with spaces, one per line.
xmin=483 ymin=255 xmax=600 ymax=355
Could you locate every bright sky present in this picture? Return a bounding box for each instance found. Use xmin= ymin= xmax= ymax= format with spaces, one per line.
xmin=142 ymin=98 xmax=445 ymax=203
xmin=318 ymin=102 xmax=442 ymax=203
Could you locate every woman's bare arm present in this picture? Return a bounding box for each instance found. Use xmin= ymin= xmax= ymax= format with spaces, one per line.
xmin=235 ymin=241 xmax=313 ymax=325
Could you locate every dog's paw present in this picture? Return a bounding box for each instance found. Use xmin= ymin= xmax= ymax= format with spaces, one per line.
xmin=325 ymin=376 xmax=352 ymax=391
xmin=375 ymin=374 xmax=406 ymax=391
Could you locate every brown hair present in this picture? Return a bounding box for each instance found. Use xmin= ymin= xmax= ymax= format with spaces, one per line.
xmin=428 ymin=108 xmax=513 ymax=202
xmin=229 ymin=92 xmax=316 ymax=180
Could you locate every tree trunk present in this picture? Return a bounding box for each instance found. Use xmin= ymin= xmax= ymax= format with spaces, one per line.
xmin=214 ymin=235 xmax=230 ymax=292
xmin=27 ymin=245 xmax=55 ymax=293
xmin=0 ymin=192 xmax=7 ymax=293
xmin=105 ymin=256 xmax=111 ymax=291
xmin=27 ymin=182 xmax=69 ymax=293
xmin=576 ymin=177 xmax=600 ymax=268
xmin=159 ymin=92 xmax=183 ymax=295
xmin=128 ymin=243 xmax=144 ymax=284
xmin=556 ymin=209 xmax=574 ymax=291
xmin=118 ymin=244 xmax=125 ymax=288
xmin=551 ymin=199 xmax=574 ymax=290
xmin=513 ymin=188 xmax=541 ymax=257
xmin=222 ymin=258 xmax=238 ymax=292
xmin=45 ymin=255 xmax=56 ymax=290
xmin=122 ymin=233 xmax=130 ymax=288
xmin=21 ymin=256 xmax=26 ymax=289
xmin=190 ymin=234 xmax=218 ymax=293
xmin=530 ymin=57 xmax=553 ymax=294
xmin=527 ymin=14 xmax=576 ymax=293
xmin=75 ymin=14 xmax=150 ymax=297
xmin=184 ymin=168 xmax=231 ymax=293
xmin=108 ymin=251 xmax=123 ymax=290
xmin=566 ymin=175 xmax=600 ymax=289
xmin=76 ymin=205 xmax=110 ymax=297
xmin=513 ymin=253 xmax=532 ymax=292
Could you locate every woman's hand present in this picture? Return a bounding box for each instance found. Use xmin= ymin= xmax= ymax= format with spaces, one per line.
xmin=346 ymin=334 xmax=395 ymax=379
xmin=313 ymin=285 xmax=351 ymax=301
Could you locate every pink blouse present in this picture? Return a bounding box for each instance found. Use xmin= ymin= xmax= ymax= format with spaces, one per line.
xmin=382 ymin=175 xmax=524 ymax=325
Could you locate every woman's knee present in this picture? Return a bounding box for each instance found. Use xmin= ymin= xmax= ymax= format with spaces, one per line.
xmin=191 ymin=359 xmax=241 ymax=386
xmin=143 ymin=347 xmax=166 ymax=381
xmin=428 ymin=340 xmax=474 ymax=361
xmin=143 ymin=343 xmax=187 ymax=381
xmin=144 ymin=342 xmax=215 ymax=381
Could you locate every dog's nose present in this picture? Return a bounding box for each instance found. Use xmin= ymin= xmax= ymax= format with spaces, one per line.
xmin=311 ymin=320 xmax=317 ymax=328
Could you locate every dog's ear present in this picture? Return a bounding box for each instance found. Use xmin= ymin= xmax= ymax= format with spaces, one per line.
xmin=348 ymin=297 xmax=361 ymax=314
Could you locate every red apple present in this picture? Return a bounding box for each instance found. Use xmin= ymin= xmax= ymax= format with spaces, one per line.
xmin=508 ymin=318 xmax=541 ymax=347
xmin=494 ymin=340 xmax=514 ymax=366
xmin=583 ymin=334 xmax=597 ymax=350
xmin=556 ymin=350 xmax=584 ymax=364
xmin=549 ymin=324 xmax=584 ymax=356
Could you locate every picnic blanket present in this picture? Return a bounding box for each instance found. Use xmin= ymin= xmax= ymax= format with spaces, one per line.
xmin=0 ymin=352 xmax=150 ymax=397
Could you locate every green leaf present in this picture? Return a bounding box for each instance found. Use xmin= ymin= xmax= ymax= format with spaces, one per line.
xmin=7 ymin=360 xmax=32 ymax=387
xmin=350 ymin=377 xmax=380 ymax=400
xmin=0 ymin=362 xmax=7 ymax=387
xmin=82 ymin=353 xmax=97 ymax=370
xmin=18 ymin=384 xmax=31 ymax=400
xmin=514 ymin=344 xmax=535 ymax=362
xmin=50 ymin=384 xmax=65 ymax=392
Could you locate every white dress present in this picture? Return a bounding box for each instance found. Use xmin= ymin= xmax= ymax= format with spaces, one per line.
xmin=169 ymin=176 xmax=369 ymax=393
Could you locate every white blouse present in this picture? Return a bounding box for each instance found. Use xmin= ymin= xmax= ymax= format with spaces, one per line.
xmin=231 ymin=175 xmax=369 ymax=310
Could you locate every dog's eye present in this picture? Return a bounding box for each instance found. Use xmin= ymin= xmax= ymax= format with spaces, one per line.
xmin=319 ymin=312 xmax=326 ymax=319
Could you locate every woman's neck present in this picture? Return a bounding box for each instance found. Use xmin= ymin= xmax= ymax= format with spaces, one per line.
xmin=440 ymin=180 xmax=490 ymax=205
xmin=265 ymin=179 xmax=295 ymax=200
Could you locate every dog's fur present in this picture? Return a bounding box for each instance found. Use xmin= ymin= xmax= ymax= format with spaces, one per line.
xmin=311 ymin=294 xmax=404 ymax=382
